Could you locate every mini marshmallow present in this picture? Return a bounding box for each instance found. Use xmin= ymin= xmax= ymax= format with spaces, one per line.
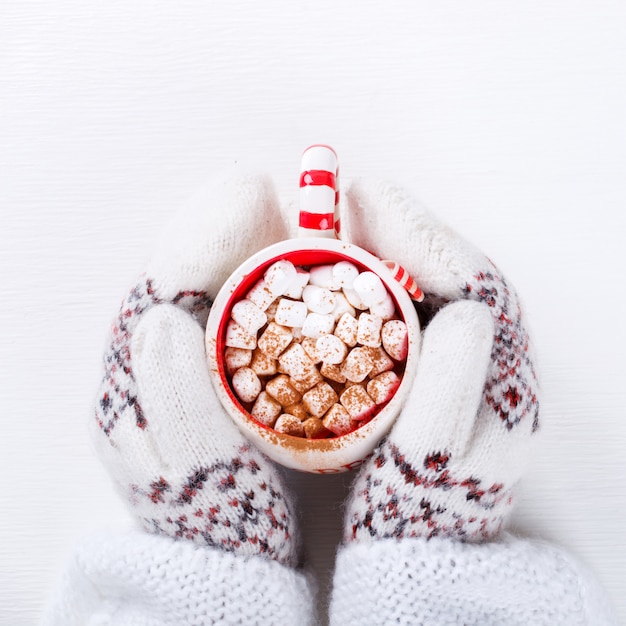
xmin=340 ymin=385 xmax=376 ymax=420
xmin=265 ymin=260 xmax=297 ymax=297
xmin=320 ymin=361 xmax=347 ymax=384
xmin=231 ymin=299 xmax=267 ymax=335
xmin=250 ymin=349 xmax=277 ymax=377
xmin=274 ymin=414 xmax=305 ymax=437
xmin=251 ymin=391 xmax=282 ymax=427
xmin=278 ymin=343 xmax=316 ymax=381
xmin=368 ymin=347 xmax=395 ymax=376
xmin=316 ymin=334 xmax=348 ymax=364
xmin=283 ymin=402 xmax=309 ymax=421
xmin=301 ymin=337 xmax=322 ymax=363
xmin=342 ymin=287 xmax=368 ymax=311
xmin=332 ymin=261 xmax=359 ymax=289
xmin=341 ymin=347 xmax=374 ymax=382
xmin=302 ymin=382 xmax=338 ymax=418
xmin=369 ymin=292 xmax=396 ymax=321
xmin=353 ymin=271 xmax=387 ymax=307
xmin=246 ymin=279 xmax=276 ymax=311
xmin=357 ymin=313 xmax=383 ymax=348
xmin=265 ymin=374 xmax=302 ymax=406
xmin=225 ymin=320 xmax=257 ymax=350
xmin=288 ymin=369 xmax=323 ymax=393
xmin=382 ymin=319 xmax=409 ymax=361
xmin=224 ymin=347 xmax=252 ymax=375
xmin=283 ymin=268 xmax=310 ymax=299
xmin=231 ymin=367 xmax=262 ymax=403
xmin=302 ymin=285 xmax=335 ymax=315
xmin=258 ymin=322 xmax=293 ymax=359
xmin=303 ymin=416 xmax=333 ymax=439
xmin=331 ymin=292 xmax=356 ymax=321
xmin=334 ymin=312 xmax=358 ymax=347
xmin=265 ymin=300 xmax=279 ymax=322
xmin=301 ymin=312 xmax=335 ymax=338
xmin=275 ymin=298 xmax=308 ymax=328
xmin=367 ymin=371 xmax=401 ymax=404
xmin=309 ymin=264 xmax=339 ymax=290
xmin=322 ymin=403 xmax=353 ymax=436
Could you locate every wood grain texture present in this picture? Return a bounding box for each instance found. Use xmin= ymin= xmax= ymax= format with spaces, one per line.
xmin=1 ymin=1 xmax=625 ymax=624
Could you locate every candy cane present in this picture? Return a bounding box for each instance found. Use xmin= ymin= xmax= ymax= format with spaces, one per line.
xmin=381 ymin=260 xmax=425 ymax=302
xmin=299 ymin=145 xmax=338 ymax=238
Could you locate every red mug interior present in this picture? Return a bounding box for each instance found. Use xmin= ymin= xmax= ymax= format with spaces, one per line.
xmin=214 ymin=248 xmax=408 ymax=440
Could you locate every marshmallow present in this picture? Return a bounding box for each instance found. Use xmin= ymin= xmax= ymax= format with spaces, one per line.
xmin=301 ymin=337 xmax=322 ymax=363
xmin=340 ymin=385 xmax=376 ymax=420
xmin=342 ymin=287 xmax=368 ymax=311
xmin=331 ymin=292 xmax=356 ymax=321
xmin=309 ymin=264 xmax=339 ymax=290
xmin=265 ymin=260 xmax=297 ymax=297
xmin=283 ymin=268 xmax=310 ymax=299
xmin=353 ymin=271 xmax=387 ymax=307
xmin=316 ymin=334 xmax=348 ymax=364
xmin=320 ymin=361 xmax=347 ymax=384
xmin=288 ymin=369 xmax=323 ymax=393
xmin=357 ymin=313 xmax=383 ymax=348
xmin=246 ymin=279 xmax=276 ymax=311
xmin=334 ymin=312 xmax=358 ymax=347
xmin=231 ymin=299 xmax=267 ymax=335
xmin=301 ymin=312 xmax=335 ymax=338
xmin=250 ymin=349 xmax=277 ymax=377
xmin=302 ymin=381 xmax=338 ymax=418
xmin=367 ymin=371 xmax=401 ymax=404
xmin=303 ymin=416 xmax=333 ymax=439
xmin=274 ymin=414 xmax=305 ymax=437
xmin=251 ymin=391 xmax=282 ymax=427
xmin=275 ymin=298 xmax=308 ymax=328
xmin=368 ymin=346 xmax=395 ymax=376
xmin=265 ymin=374 xmax=302 ymax=406
xmin=322 ymin=403 xmax=353 ymax=436
xmin=369 ymin=292 xmax=396 ymax=321
xmin=381 ymin=319 xmax=408 ymax=361
xmin=257 ymin=322 xmax=293 ymax=359
xmin=265 ymin=299 xmax=279 ymax=322
xmin=332 ymin=261 xmax=359 ymax=289
xmin=283 ymin=402 xmax=309 ymax=421
xmin=224 ymin=347 xmax=252 ymax=375
xmin=278 ymin=343 xmax=316 ymax=381
xmin=302 ymin=285 xmax=335 ymax=315
xmin=225 ymin=320 xmax=257 ymax=350
xmin=341 ymin=347 xmax=374 ymax=382
xmin=231 ymin=367 xmax=262 ymax=403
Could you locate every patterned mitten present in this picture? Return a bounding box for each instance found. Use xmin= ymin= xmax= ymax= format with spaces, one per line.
xmin=42 ymin=176 xmax=316 ymax=626
xmin=340 ymin=179 xmax=540 ymax=542
xmin=328 ymin=180 xmax=621 ymax=626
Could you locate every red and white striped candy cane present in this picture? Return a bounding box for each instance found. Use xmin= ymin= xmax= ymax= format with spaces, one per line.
xmin=381 ymin=260 xmax=425 ymax=302
xmin=299 ymin=145 xmax=338 ymax=239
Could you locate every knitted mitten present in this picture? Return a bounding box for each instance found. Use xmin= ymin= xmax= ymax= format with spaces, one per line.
xmin=91 ymin=175 xmax=300 ymax=565
xmin=340 ymin=178 xmax=540 ymax=543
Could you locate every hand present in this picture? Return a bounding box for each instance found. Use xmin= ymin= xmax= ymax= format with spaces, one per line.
xmin=341 ymin=179 xmax=540 ymax=542
xmin=91 ymin=175 xmax=300 ymax=565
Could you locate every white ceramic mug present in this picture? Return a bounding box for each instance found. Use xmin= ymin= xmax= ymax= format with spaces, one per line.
xmin=205 ymin=236 xmax=421 ymax=473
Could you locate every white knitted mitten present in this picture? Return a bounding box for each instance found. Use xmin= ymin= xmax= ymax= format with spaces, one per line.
xmin=340 ymin=179 xmax=540 ymax=543
xmin=92 ymin=175 xmax=300 ymax=565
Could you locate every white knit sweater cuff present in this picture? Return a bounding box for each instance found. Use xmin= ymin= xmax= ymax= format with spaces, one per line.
xmin=42 ymin=530 xmax=316 ymax=626
xmin=329 ymin=534 xmax=618 ymax=626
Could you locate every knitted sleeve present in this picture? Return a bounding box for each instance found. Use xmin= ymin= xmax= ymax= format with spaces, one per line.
xmin=329 ymin=534 xmax=618 ymax=626
xmin=42 ymin=530 xmax=317 ymax=626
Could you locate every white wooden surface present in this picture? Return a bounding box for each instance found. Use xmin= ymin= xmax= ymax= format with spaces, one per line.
xmin=1 ymin=2 xmax=625 ymax=624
